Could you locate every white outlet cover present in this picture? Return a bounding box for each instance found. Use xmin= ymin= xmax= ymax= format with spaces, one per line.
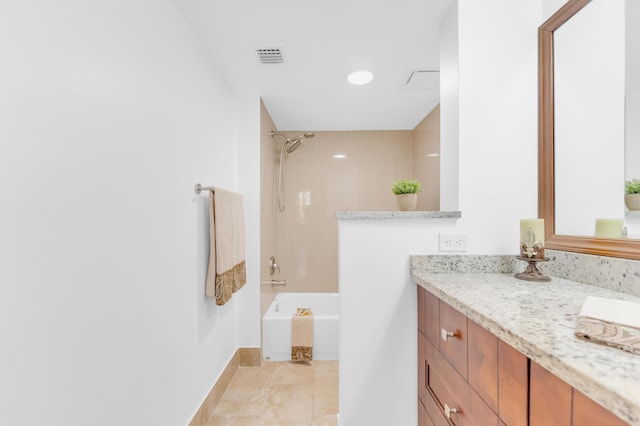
xmin=438 ymin=233 xmax=468 ymax=252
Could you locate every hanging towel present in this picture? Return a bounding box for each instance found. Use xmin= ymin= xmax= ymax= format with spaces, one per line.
xmin=205 ymin=187 xmax=246 ymax=305
xmin=575 ymin=296 xmax=640 ymax=354
xmin=291 ymin=308 xmax=314 ymax=361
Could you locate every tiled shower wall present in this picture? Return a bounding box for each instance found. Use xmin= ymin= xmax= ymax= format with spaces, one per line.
xmin=260 ymin=105 xmax=440 ymax=301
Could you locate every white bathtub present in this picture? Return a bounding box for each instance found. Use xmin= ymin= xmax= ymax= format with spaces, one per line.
xmin=262 ymin=292 xmax=339 ymax=361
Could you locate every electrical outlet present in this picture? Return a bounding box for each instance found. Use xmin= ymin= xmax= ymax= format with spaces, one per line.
xmin=439 ymin=233 xmax=468 ymax=252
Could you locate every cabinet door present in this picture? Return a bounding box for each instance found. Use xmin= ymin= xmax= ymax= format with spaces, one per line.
xmin=530 ymin=361 xmax=571 ymax=426
xmin=498 ymin=339 xmax=528 ymax=426
xmin=468 ymin=319 xmax=498 ymax=412
xmin=439 ymin=300 xmax=468 ymax=379
xmin=573 ymin=389 xmax=629 ymax=426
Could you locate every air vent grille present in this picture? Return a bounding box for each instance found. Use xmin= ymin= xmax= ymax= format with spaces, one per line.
xmin=404 ymin=70 xmax=439 ymax=89
xmin=257 ymin=48 xmax=283 ymax=64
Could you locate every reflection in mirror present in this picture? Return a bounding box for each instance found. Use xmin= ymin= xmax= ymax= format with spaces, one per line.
xmin=539 ymin=0 xmax=640 ymax=260
xmin=554 ymin=0 xmax=625 ymax=238
xmin=626 ymin=1 xmax=640 ymax=235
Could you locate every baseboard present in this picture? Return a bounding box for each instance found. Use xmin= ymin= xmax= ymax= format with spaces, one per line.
xmin=239 ymin=347 xmax=262 ymax=366
xmin=188 ymin=350 xmax=239 ymax=426
xmin=188 ymin=347 xmax=262 ymax=426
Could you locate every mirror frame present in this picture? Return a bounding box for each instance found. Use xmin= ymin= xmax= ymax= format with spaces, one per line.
xmin=539 ymin=0 xmax=640 ymax=260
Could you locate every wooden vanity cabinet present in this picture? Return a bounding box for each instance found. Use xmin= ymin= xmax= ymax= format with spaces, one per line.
xmin=417 ymin=287 xmax=527 ymax=425
xmin=417 ymin=286 xmax=629 ymax=426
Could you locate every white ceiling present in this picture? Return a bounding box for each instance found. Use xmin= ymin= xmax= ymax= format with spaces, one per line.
xmin=173 ymin=0 xmax=453 ymax=131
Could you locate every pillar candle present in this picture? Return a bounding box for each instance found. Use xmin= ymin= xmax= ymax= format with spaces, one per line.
xmin=594 ymin=219 xmax=624 ymax=238
xmin=520 ymin=218 xmax=545 ymax=246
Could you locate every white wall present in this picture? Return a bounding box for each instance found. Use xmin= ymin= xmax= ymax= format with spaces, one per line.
xmin=0 ymin=1 xmax=259 ymax=425
xmin=457 ymin=0 xmax=540 ymax=252
xmin=338 ymin=219 xmax=459 ymax=426
xmin=338 ymin=0 xmax=541 ymax=424
xmin=236 ymin=96 xmax=262 ymax=347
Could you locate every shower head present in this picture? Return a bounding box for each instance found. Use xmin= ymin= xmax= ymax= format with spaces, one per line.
xmin=285 ymin=139 xmax=303 ymax=153
xmin=271 ymin=131 xmax=315 ymax=153
xmin=285 ymin=133 xmax=314 ymax=153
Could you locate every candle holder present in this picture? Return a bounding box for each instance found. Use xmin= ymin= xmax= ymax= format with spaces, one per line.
xmin=515 ymin=255 xmax=550 ymax=282
xmin=515 ymin=227 xmax=551 ymax=282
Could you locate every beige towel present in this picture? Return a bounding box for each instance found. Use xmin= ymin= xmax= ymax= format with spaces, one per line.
xmin=291 ymin=308 xmax=313 ymax=361
xmin=575 ymin=296 xmax=640 ymax=354
xmin=205 ymin=187 xmax=246 ymax=305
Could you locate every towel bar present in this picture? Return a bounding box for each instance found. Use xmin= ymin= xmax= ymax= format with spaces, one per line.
xmin=195 ymin=183 xmax=214 ymax=194
xmin=260 ymin=280 xmax=287 ymax=286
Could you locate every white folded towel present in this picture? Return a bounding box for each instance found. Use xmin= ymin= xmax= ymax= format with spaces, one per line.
xmin=204 ymin=187 xmax=246 ymax=305
xmin=575 ymin=296 xmax=640 ymax=354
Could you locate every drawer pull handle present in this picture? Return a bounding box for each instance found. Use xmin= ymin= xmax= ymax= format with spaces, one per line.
xmin=441 ymin=328 xmax=459 ymax=341
xmin=444 ymin=403 xmax=459 ymax=419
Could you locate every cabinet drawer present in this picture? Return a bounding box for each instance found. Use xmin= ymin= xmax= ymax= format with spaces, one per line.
xmin=419 ymin=331 xmax=427 ymax=405
xmin=439 ymin=300 xmax=468 ymax=379
xmin=423 ymin=385 xmax=450 ymax=426
xmin=426 ymin=337 xmax=498 ymax=426
xmin=419 ymin=397 xmax=434 ymax=426
xmin=425 ymin=290 xmax=440 ymax=348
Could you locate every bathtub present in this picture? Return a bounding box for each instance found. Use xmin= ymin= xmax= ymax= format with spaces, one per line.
xmin=262 ymin=292 xmax=339 ymax=361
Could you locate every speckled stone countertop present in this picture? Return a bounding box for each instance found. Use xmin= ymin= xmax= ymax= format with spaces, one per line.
xmin=336 ymin=210 xmax=461 ymax=220
xmin=411 ymin=255 xmax=640 ymax=425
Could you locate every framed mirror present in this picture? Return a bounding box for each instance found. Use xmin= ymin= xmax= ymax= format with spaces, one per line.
xmin=539 ymin=0 xmax=640 ymax=260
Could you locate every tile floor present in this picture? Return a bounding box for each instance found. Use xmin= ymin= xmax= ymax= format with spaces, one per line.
xmin=207 ymin=360 xmax=339 ymax=426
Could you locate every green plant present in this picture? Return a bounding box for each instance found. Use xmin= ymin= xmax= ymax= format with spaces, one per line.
xmin=391 ymin=178 xmax=422 ymax=195
xmin=626 ymin=179 xmax=640 ymax=194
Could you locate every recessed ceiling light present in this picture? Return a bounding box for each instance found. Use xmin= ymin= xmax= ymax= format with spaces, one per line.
xmin=426 ymin=153 xmax=440 ymax=157
xmin=333 ymin=154 xmax=347 ymax=159
xmin=347 ymin=69 xmax=374 ymax=85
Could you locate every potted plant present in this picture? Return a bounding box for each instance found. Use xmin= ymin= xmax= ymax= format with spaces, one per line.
xmin=391 ymin=178 xmax=422 ymax=211
xmin=625 ymin=179 xmax=640 ymax=211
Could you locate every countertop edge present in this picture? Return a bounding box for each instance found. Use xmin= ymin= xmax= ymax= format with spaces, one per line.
xmin=336 ymin=210 xmax=462 ymax=220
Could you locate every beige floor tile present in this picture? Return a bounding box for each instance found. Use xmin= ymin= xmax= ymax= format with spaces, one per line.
xmin=313 ymin=393 xmax=339 ymax=416
xmin=311 ymin=415 xmax=338 ymax=426
xmin=267 ymin=383 xmax=314 ymax=422
xmin=205 ymin=360 xmax=338 ymax=425
xmin=270 ymin=361 xmax=315 ymax=385
xmin=206 ymin=413 xmax=269 ymax=426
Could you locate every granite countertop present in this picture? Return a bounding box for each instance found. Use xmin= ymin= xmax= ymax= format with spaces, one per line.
xmin=411 ymin=256 xmax=640 ymax=425
xmin=336 ymin=210 xmax=461 ymax=220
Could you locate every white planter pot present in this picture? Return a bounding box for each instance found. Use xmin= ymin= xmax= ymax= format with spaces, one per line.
xmin=625 ymin=193 xmax=640 ymax=211
xmin=396 ymin=193 xmax=417 ymax=211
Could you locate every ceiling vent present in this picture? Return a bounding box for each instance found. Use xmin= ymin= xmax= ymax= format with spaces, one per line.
xmin=404 ymin=70 xmax=439 ymax=89
xmin=257 ymin=48 xmax=283 ymax=64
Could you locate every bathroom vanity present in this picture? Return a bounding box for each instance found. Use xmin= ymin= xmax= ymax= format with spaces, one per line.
xmin=412 ymin=256 xmax=639 ymax=426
